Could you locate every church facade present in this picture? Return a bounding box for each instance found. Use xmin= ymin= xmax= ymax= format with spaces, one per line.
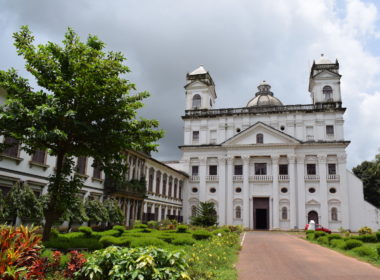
xmin=173 ymin=56 xmax=380 ymax=231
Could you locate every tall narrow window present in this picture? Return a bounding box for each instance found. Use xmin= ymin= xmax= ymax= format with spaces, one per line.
xmin=306 ymin=164 xmax=316 ymax=175
xmin=156 ymin=172 xmax=161 ymax=194
xmin=192 ymin=165 xmax=199 ymax=175
xmin=256 ymin=133 xmax=264 ymax=144
xmin=76 ymin=156 xmax=87 ymax=175
xmin=2 ymin=137 xmax=19 ymax=158
xmin=323 ymin=85 xmax=333 ymax=101
xmin=192 ymin=94 xmax=201 ymax=108
xmin=234 ymin=165 xmax=243 ymax=175
xmin=191 ymin=205 xmax=197 ymax=217
xmin=192 ymin=131 xmax=199 ymax=141
xmin=326 ymin=125 xmax=334 ymax=135
xmin=282 ymin=207 xmax=288 ymax=220
xmin=92 ymin=161 xmax=102 ymax=179
xmin=331 ymin=207 xmax=338 ymax=221
xmin=328 ymin=164 xmax=336 ymax=175
xmin=235 ymin=206 xmax=241 ymax=219
xmin=279 ymin=164 xmax=288 ymax=175
xmin=31 ymin=150 xmax=46 ymax=164
xmin=255 ymin=163 xmax=267 ymax=175
xmin=162 ymin=176 xmax=167 ymax=196
xmin=209 ymin=165 xmax=217 ymax=175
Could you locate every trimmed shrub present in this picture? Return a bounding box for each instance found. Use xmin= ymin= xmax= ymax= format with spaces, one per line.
xmin=192 ymin=230 xmax=212 ymax=240
xmin=327 ymin=234 xmax=342 ymax=242
xmin=314 ymin=231 xmax=327 ymax=239
xmin=317 ymin=236 xmax=329 ymax=245
xmin=376 ymin=244 xmax=380 ymax=256
xmin=141 ymin=227 xmax=152 ymax=233
xmin=112 ymin=225 xmax=126 ymax=234
xmin=172 ymin=237 xmax=195 ymax=246
xmin=306 ymin=233 xmax=315 ymax=240
xmin=352 ymin=246 xmax=376 ymax=258
xmin=177 ymin=225 xmax=188 ymax=233
xmin=92 ymin=229 xmax=120 ymax=238
xmin=50 ymin=228 xmax=59 ymax=239
xmin=79 ymin=226 xmax=93 ymax=237
xmin=360 ymin=234 xmax=377 ymax=243
xmin=376 ymin=231 xmax=380 ymax=242
xmin=345 ymin=239 xmax=363 ymax=250
xmin=147 ymin=221 xmax=158 ymax=229
xmin=358 ymin=226 xmax=372 ymax=235
xmin=99 ymin=236 xmax=131 ymax=248
xmin=330 ymin=239 xmax=346 ymax=249
xmin=43 ymin=237 xmax=102 ymax=250
xmin=58 ymin=232 xmax=85 ymax=240
xmin=157 ymin=234 xmax=176 ymax=243
xmin=305 ymin=230 xmax=315 ymax=234
xmin=130 ymin=237 xmax=166 ymax=248
xmin=134 ymin=223 xmax=147 ymax=229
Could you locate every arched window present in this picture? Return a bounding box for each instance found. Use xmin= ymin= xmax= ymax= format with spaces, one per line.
xmin=256 ymin=133 xmax=264 ymax=144
xmin=191 ymin=205 xmax=197 ymax=217
xmin=323 ymin=85 xmax=333 ymax=101
xmin=192 ymin=94 xmax=201 ymax=108
xmin=331 ymin=207 xmax=338 ymax=221
xmin=281 ymin=207 xmax=288 ymax=220
xmin=235 ymin=206 xmax=241 ymax=219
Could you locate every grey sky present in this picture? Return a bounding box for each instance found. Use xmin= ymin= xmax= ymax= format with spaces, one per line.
xmin=1 ymin=0 xmax=380 ymax=168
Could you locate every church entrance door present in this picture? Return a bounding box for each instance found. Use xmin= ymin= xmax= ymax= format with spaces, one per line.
xmin=308 ymin=210 xmax=319 ymax=224
xmin=253 ymin=197 xmax=269 ymax=230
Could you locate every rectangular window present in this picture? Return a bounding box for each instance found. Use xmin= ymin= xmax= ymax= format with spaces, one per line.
xmin=234 ymin=165 xmax=243 ymax=175
xmin=93 ymin=161 xmax=102 ymax=179
xmin=209 ymin=165 xmax=217 ymax=175
xmin=192 ymin=131 xmax=199 ymax=141
xmin=307 ymin=164 xmax=316 ymax=175
xmin=31 ymin=150 xmax=46 ymax=164
xmin=255 ymin=163 xmax=267 ymax=175
xmin=76 ymin=156 xmax=87 ymax=175
xmin=192 ymin=165 xmax=199 ymax=175
xmin=279 ymin=164 xmax=288 ymax=175
xmin=326 ymin=125 xmax=334 ymax=135
xmin=328 ymin=164 xmax=336 ymax=175
xmin=2 ymin=137 xmax=19 ymax=158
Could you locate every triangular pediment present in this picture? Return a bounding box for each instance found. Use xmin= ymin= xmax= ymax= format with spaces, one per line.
xmin=222 ymin=122 xmax=301 ymax=146
xmin=313 ymin=70 xmax=341 ymax=79
xmin=185 ymin=80 xmax=208 ymax=89
xmin=306 ymin=199 xmax=320 ymax=205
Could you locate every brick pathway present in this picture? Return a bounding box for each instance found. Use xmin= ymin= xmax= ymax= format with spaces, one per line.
xmin=237 ymin=231 xmax=380 ymax=280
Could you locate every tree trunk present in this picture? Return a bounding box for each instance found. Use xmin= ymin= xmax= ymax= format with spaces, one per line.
xmin=42 ymin=151 xmax=65 ymax=241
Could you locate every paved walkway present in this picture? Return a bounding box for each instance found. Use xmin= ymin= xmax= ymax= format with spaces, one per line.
xmin=237 ymin=231 xmax=380 ymax=280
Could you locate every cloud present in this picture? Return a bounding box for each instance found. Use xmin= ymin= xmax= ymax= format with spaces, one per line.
xmin=0 ymin=0 xmax=380 ymax=167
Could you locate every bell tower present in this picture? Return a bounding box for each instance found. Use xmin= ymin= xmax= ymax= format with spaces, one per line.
xmin=184 ymin=65 xmax=217 ymax=110
xmin=308 ymin=54 xmax=342 ymax=104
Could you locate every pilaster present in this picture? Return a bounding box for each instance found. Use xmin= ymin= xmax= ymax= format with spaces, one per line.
xmin=318 ymin=155 xmax=328 ymax=226
xmin=338 ymin=154 xmax=349 ymax=229
xmin=296 ymin=155 xmax=305 ymax=228
xmin=218 ymin=157 xmax=227 ymax=225
xmin=242 ymin=156 xmax=250 ymax=228
xmin=199 ymin=157 xmax=207 ymax=202
xmin=272 ymin=155 xmax=280 ymax=229
xmin=226 ymin=157 xmax=234 ymax=224
xmin=288 ymin=155 xmax=297 ymax=229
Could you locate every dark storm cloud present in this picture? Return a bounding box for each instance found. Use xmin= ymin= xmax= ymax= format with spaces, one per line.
xmin=1 ymin=0 xmax=380 ymax=166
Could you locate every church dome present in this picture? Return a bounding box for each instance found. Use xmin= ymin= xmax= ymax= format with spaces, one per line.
xmin=315 ymin=54 xmax=333 ymax=64
xmin=246 ymin=81 xmax=283 ymax=107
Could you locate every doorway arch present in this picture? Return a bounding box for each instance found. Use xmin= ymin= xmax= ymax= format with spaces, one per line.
xmin=308 ymin=210 xmax=319 ymax=224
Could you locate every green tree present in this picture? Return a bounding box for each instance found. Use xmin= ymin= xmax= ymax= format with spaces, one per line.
xmin=61 ymin=194 xmax=89 ymax=231
xmin=4 ymin=182 xmax=42 ymax=225
xmin=0 ymin=26 xmax=163 ymax=240
xmin=103 ymin=198 xmax=124 ymax=225
xmin=191 ymin=201 xmax=218 ymax=227
xmin=85 ymin=199 xmax=109 ymax=226
xmin=353 ymin=154 xmax=380 ymax=208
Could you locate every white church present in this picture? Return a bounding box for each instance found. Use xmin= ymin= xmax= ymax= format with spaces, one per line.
xmin=170 ymin=55 xmax=380 ymax=231
xmin=1 ymin=55 xmax=380 ymax=232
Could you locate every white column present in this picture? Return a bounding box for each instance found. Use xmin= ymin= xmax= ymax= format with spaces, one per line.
xmin=289 ymin=155 xmax=297 ymax=229
xmin=338 ymin=154 xmax=350 ymax=229
xmin=218 ymin=157 xmax=226 ymax=225
xmin=199 ymin=157 xmax=207 ymax=202
xmin=226 ymin=157 xmax=234 ymax=224
xmin=158 ymin=204 xmax=162 ymax=221
xmin=272 ymin=155 xmax=280 ymax=229
xmin=159 ymin=173 xmax=163 ymax=196
xmin=296 ymin=155 xmax=306 ymax=229
xmin=242 ymin=156 xmax=250 ymax=228
xmin=318 ymin=155 xmax=328 ymax=226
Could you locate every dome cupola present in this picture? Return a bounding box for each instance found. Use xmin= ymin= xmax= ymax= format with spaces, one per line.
xmin=246 ymin=81 xmax=283 ymax=107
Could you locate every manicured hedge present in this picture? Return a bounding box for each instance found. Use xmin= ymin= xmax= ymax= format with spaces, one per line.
xmin=352 ymin=246 xmax=376 ymax=257
xmin=172 ymin=237 xmax=195 ymax=246
xmin=176 ymin=225 xmax=188 ymax=233
xmin=327 ymin=234 xmax=342 ymax=242
xmin=345 ymin=239 xmax=363 ymax=250
xmin=192 ymin=230 xmax=212 ymax=240
xmin=130 ymin=237 xmax=166 ymax=247
xmin=43 ymin=236 xmax=102 ymax=250
xmin=330 ymin=239 xmax=346 ymax=249
xmin=79 ymin=226 xmax=93 ymax=237
xmin=314 ymin=231 xmax=327 ymax=238
xmin=317 ymin=236 xmax=329 ymax=245
xmin=99 ymin=236 xmax=131 ymax=248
